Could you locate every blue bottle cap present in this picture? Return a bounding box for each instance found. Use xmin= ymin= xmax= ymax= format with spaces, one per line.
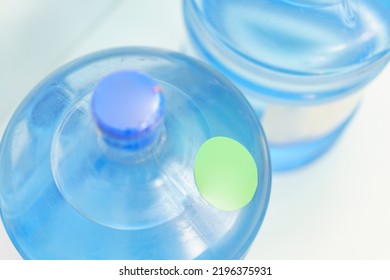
xmin=91 ymin=70 xmax=164 ymax=144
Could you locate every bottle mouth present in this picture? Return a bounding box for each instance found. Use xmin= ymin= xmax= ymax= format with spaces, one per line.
xmin=91 ymin=70 xmax=165 ymax=149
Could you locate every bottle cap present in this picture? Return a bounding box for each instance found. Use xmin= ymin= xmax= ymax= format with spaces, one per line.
xmin=92 ymin=70 xmax=164 ymax=146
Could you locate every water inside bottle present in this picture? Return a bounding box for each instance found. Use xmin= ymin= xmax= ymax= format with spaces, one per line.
xmin=202 ymin=0 xmax=390 ymax=74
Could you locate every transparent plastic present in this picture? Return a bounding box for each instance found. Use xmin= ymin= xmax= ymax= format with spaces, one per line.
xmin=0 ymin=47 xmax=271 ymax=259
xmin=183 ymin=0 xmax=390 ymax=170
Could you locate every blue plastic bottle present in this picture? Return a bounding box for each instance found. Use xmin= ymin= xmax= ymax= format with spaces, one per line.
xmin=183 ymin=0 xmax=390 ymax=170
xmin=0 ymin=47 xmax=271 ymax=259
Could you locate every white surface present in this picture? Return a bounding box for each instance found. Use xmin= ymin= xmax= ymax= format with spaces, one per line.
xmin=1 ymin=0 xmax=390 ymax=260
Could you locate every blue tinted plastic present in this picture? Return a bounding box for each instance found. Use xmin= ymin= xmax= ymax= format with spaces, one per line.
xmin=0 ymin=47 xmax=271 ymax=259
xmin=184 ymin=0 xmax=390 ymax=170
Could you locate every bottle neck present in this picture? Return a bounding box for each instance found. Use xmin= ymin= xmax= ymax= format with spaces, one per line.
xmin=98 ymin=120 xmax=166 ymax=162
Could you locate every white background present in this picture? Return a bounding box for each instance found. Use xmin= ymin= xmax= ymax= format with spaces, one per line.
xmin=1 ymin=0 xmax=390 ymax=260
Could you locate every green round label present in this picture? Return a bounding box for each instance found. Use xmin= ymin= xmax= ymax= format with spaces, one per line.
xmin=194 ymin=136 xmax=258 ymax=211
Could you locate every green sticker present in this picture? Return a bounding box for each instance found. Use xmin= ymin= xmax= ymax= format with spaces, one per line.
xmin=194 ymin=136 xmax=258 ymax=211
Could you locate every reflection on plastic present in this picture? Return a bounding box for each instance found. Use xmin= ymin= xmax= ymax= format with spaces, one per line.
xmin=0 ymin=47 xmax=271 ymax=259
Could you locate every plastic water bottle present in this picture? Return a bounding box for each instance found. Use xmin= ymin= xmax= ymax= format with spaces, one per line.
xmin=183 ymin=0 xmax=390 ymax=170
xmin=0 ymin=47 xmax=271 ymax=259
